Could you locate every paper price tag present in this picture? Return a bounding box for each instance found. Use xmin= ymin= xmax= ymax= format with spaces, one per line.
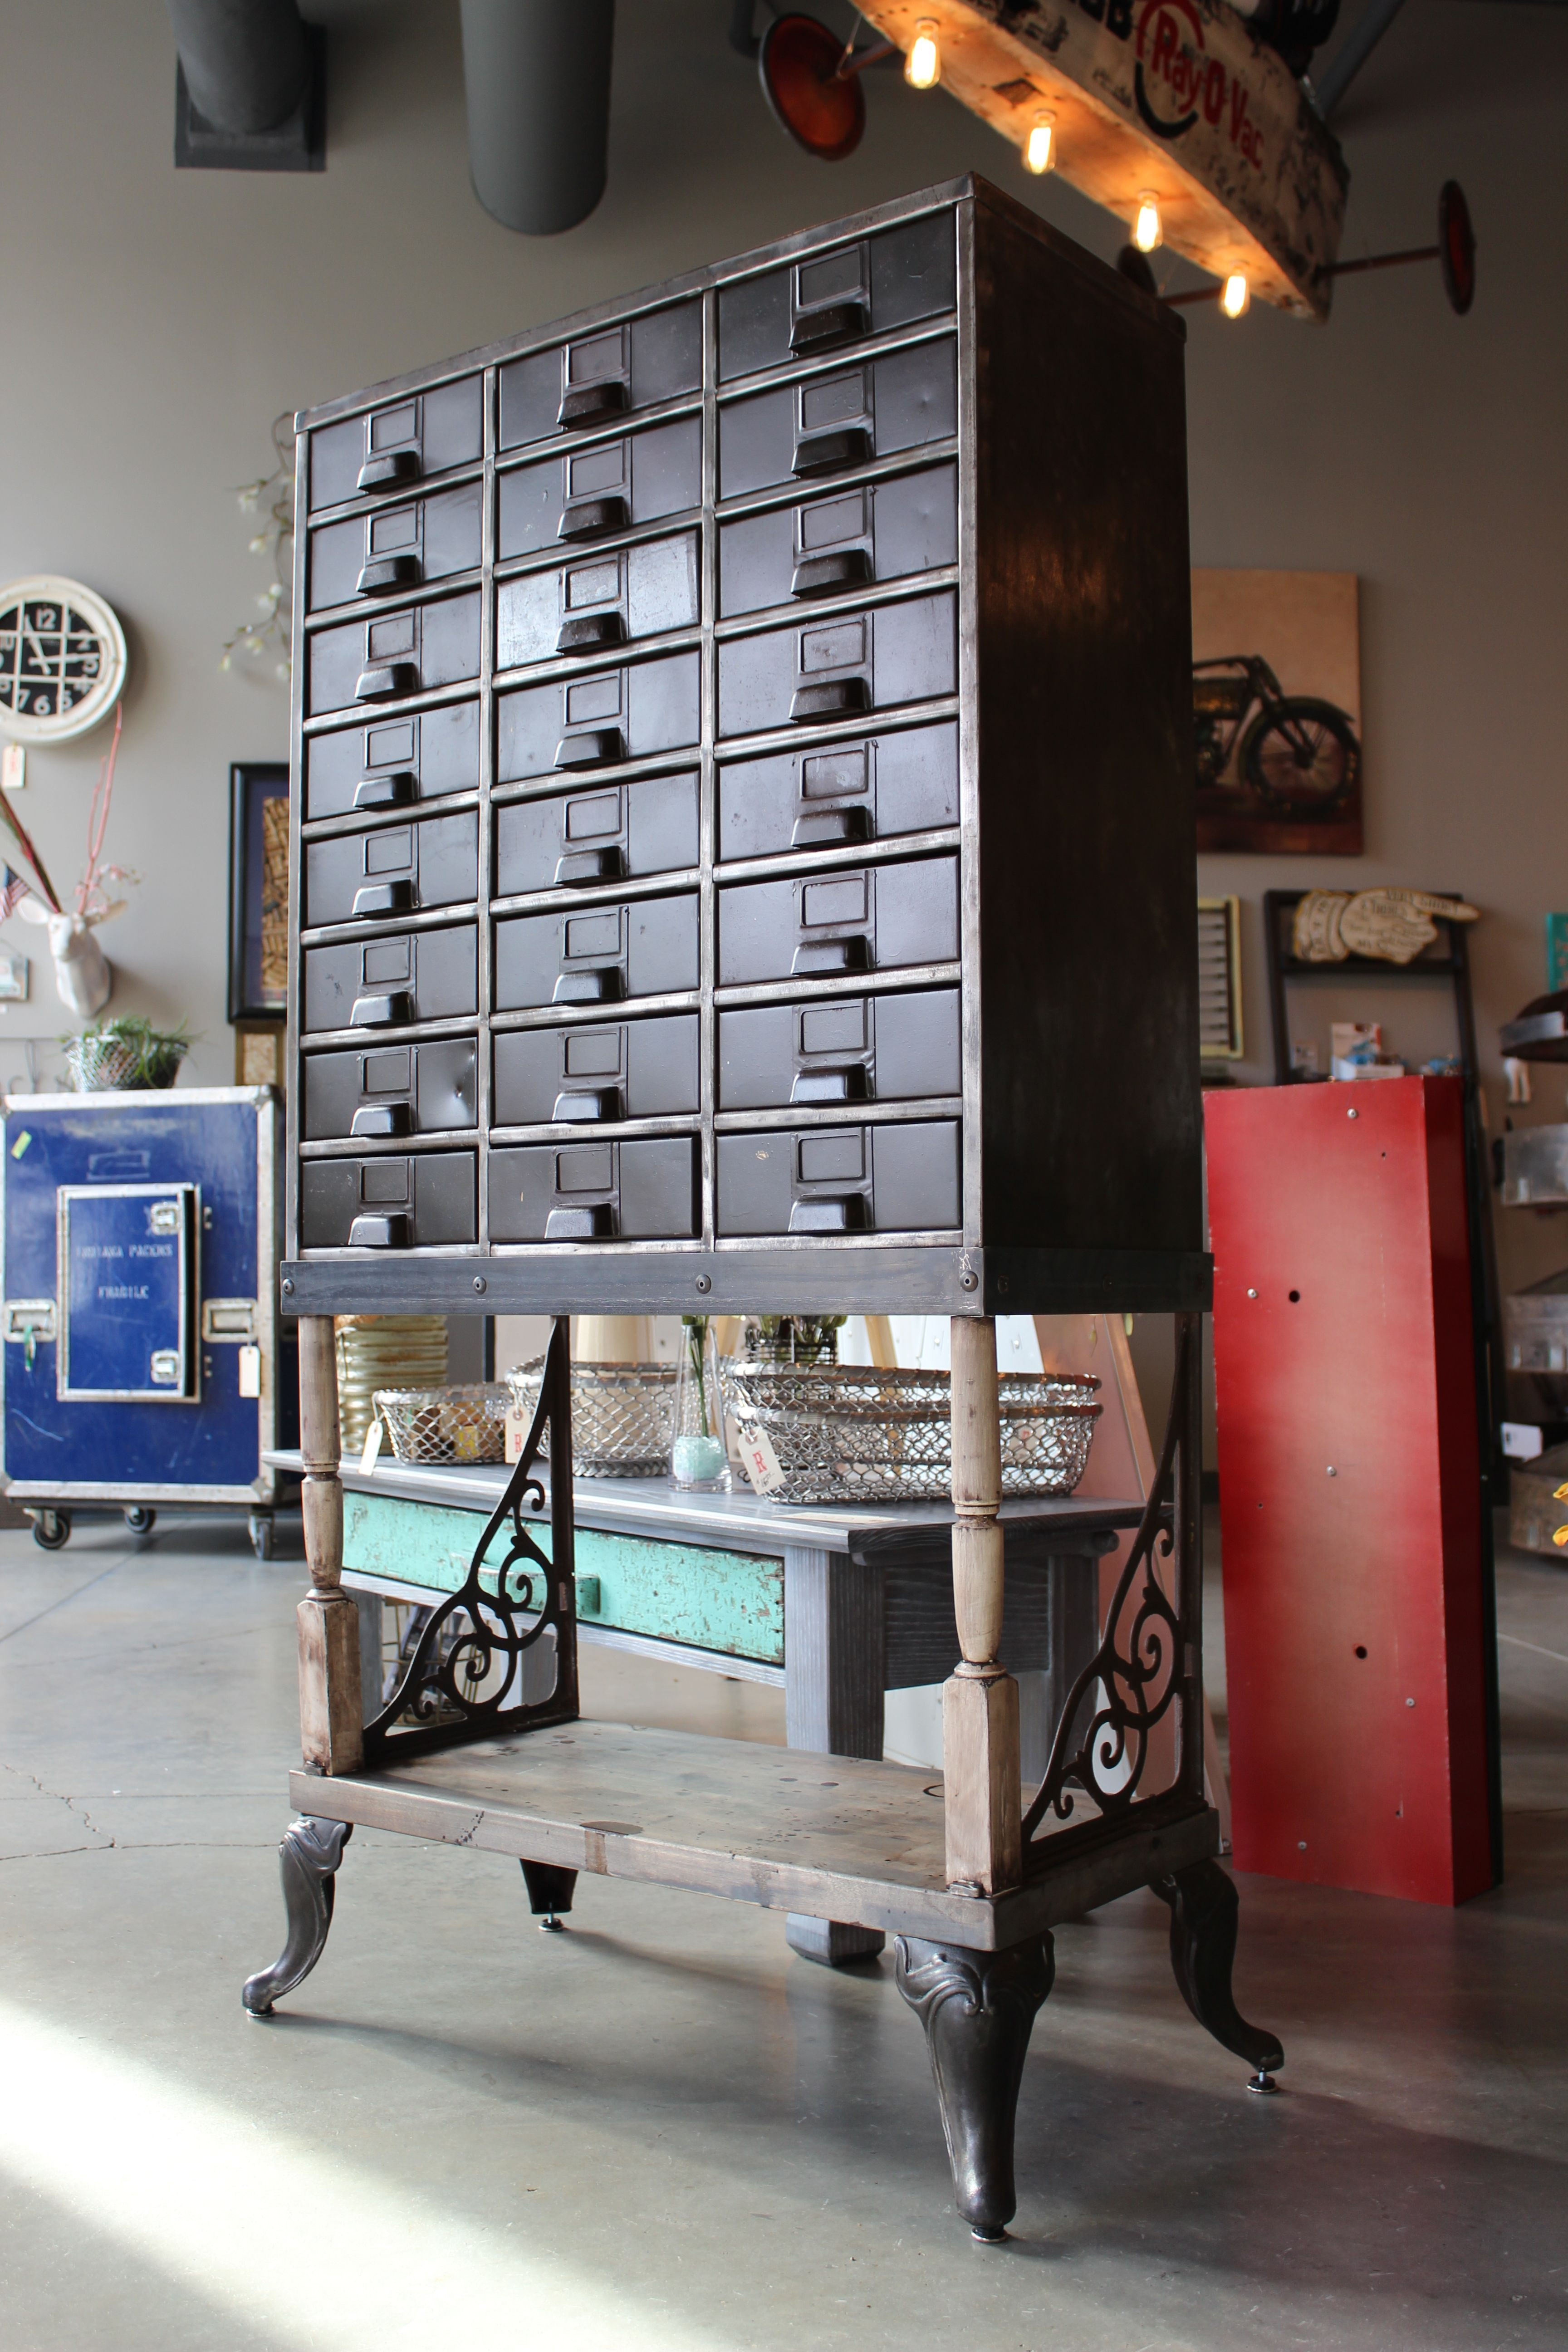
xmin=359 ymin=1418 xmax=383 ymax=1475
xmin=505 ymin=1408 xmax=529 ymax=1464
xmin=735 ymin=1418 xmax=784 ymax=1496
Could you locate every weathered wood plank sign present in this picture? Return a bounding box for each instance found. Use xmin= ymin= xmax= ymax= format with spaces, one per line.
xmin=858 ymin=0 xmax=1348 ymax=317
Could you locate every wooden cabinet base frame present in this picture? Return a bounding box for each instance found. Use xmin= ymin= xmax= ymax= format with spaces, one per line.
xmin=246 ymin=1309 xmax=1279 ymax=2239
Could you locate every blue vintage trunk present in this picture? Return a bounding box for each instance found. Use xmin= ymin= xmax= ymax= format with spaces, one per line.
xmin=1 ymin=1089 xmax=288 ymax=1503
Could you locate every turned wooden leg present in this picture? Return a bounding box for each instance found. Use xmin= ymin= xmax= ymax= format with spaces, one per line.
xmin=521 ymin=1859 xmax=578 ymax=1931
xmin=896 ymin=1932 xmax=1054 ymax=2240
xmin=1151 ymin=1857 xmax=1284 ymax=2091
xmin=944 ymin=1317 xmax=1022 ymax=1894
xmin=296 ymin=1316 xmax=363 ymax=1775
xmin=242 ymin=1815 xmax=353 ymax=2015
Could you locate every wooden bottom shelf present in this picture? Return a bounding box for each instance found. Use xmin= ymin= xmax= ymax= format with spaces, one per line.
xmin=294 ymin=1720 xmax=1217 ymax=1950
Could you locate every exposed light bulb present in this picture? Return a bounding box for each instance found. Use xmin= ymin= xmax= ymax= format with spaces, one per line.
xmin=905 ymin=19 xmax=940 ymax=88
xmin=1023 ymin=110 xmax=1055 ymax=175
xmin=1133 ymin=191 xmax=1162 ymax=253
xmin=1220 ymin=272 xmax=1250 ymax=318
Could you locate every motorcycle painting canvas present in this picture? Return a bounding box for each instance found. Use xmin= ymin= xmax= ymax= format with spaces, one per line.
xmin=1191 ymin=570 xmax=1363 ymax=855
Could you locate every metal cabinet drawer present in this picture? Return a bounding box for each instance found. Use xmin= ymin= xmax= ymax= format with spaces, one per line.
xmin=308 ymin=483 xmax=482 ymax=611
xmin=307 ymin=591 xmax=480 ymax=717
xmin=495 ymin=892 xmax=699 ymax=1010
xmin=499 ymin=416 xmax=701 ymax=557
xmin=304 ymin=701 xmax=480 ymax=820
xmin=499 ymin=299 xmax=702 ymax=449
xmin=719 ymin=462 xmax=957 ymax=617
xmin=717 ymin=592 xmax=956 ymax=740
xmin=718 ymin=853 xmax=958 ymax=985
xmin=309 ymin=376 xmax=482 ymax=511
xmin=718 ymin=338 xmax=956 ymax=501
xmin=299 ymin=1151 xmax=476 ymax=1249
xmin=716 ymin=1119 xmax=960 ymax=1235
xmin=718 ymin=719 xmax=957 ymax=859
xmin=718 ymin=212 xmax=956 ymax=380
xmin=718 ymin=986 xmax=960 ymax=1110
xmin=491 ymin=1136 xmax=699 ymax=1241
xmin=498 ymin=650 xmax=701 ymax=781
xmin=302 ymin=923 xmax=477 ymax=1035
xmin=496 ymin=773 xmax=698 ymax=896
xmin=494 ymin=1013 xmax=700 ymax=1126
xmin=303 ymin=1038 xmax=478 ymax=1140
xmin=497 ymin=530 xmax=699 ymax=671
xmin=304 ymin=811 xmax=478 ymax=927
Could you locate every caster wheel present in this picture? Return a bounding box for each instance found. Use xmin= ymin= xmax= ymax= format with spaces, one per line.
xmin=248 ymin=1513 xmax=275 ymax=1561
xmin=32 ymin=1511 xmax=71 ymax=1551
xmin=123 ymin=1506 xmax=157 ymax=1535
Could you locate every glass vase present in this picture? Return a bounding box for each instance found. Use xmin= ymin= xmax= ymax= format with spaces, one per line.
xmin=671 ymin=1316 xmax=730 ymax=1490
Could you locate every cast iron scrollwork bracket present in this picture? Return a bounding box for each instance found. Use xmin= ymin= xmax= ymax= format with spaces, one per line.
xmin=1022 ymin=1314 xmax=1199 ymax=1856
xmin=360 ymin=1314 xmax=579 ymax=1764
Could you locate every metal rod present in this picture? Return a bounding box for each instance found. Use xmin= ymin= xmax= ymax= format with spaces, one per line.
xmin=836 ymin=36 xmax=897 ymax=76
xmin=1328 ymin=244 xmax=1439 ymax=277
xmin=1313 ymin=0 xmax=1409 ymax=118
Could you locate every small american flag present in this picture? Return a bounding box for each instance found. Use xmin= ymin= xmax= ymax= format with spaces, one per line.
xmin=0 ymin=866 xmax=29 ymax=921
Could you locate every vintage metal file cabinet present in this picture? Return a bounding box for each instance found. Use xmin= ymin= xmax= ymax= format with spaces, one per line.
xmin=2 ymin=1088 xmax=289 ymax=1554
xmin=253 ymin=177 xmax=1281 ymax=2241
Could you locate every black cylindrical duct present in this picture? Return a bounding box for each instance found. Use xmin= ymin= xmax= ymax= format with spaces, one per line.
xmin=460 ymin=0 xmax=615 ymax=236
xmin=165 ymin=0 xmax=310 ymax=134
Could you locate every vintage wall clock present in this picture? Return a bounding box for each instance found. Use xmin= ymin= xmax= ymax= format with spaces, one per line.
xmin=0 ymin=576 xmax=127 ymax=742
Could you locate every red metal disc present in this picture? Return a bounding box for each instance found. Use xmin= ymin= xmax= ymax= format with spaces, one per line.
xmin=1439 ymin=180 xmax=1475 ymax=316
xmin=759 ymin=14 xmax=866 ymax=162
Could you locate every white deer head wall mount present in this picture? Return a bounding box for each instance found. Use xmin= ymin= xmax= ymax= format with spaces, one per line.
xmin=0 ymin=705 xmax=133 ymax=1019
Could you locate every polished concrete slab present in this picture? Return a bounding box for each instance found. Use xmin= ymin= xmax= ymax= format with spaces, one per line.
xmin=1 ymin=1509 xmax=1565 ymax=2350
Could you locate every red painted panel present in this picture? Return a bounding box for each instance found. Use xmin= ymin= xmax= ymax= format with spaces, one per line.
xmin=1205 ymin=1077 xmax=1494 ymax=1905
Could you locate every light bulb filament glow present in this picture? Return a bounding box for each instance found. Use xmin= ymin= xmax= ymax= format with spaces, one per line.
xmin=1024 ymin=111 xmax=1055 ymax=174
xmin=1220 ymin=272 xmax=1250 ymax=318
xmin=1133 ymin=191 xmax=1162 ymax=254
xmin=905 ymin=19 xmax=941 ymax=88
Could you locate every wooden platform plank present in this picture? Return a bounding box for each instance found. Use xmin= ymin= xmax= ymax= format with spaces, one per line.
xmin=292 ymin=1720 xmax=1217 ymax=1948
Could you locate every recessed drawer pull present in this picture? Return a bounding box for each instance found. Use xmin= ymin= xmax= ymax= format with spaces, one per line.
xmin=554 ymin=968 xmax=623 ymax=1004
xmin=789 ymin=300 xmax=867 ymax=354
xmin=788 ymin=1195 xmax=866 ymax=1232
xmin=544 ymin=1203 xmax=616 ymax=1237
xmin=790 ymin=678 xmax=870 ymax=722
xmin=356 ymin=450 xmax=420 ymax=494
xmin=792 ymin=426 xmax=871 ymax=478
xmin=792 ymin=936 xmax=870 ymax=975
xmin=354 ymin=662 xmax=419 ymax=701
xmin=356 ymin=554 xmax=422 ymax=596
xmin=791 ymin=549 xmax=872 ymax=599
xmin=350 ymin=1104 xmax=412 ymax=1138
xmin=353 ymin=770 xmax=417 ymax=810
xmin=791 ymin=1067 xmax=866 ymax=1103
xmin=347 ymin=1211 xmax=412 ymax=1247
xmin=352 ymin=880 xmax=415 ymax=918
xmin=559 ymin=382 xmax=628 ymax=429
xmin=791 ymin=806 xmax=869 ymax=848
xmin=558 ymin=495 xmax=629 ymax=541
xmin=554 ymin=846 xmax=626 ymax=886
xmin=551 ymin=1086 xmax=622 ymax=1122
xmin=556 ymin=612 xmax=627 ymax=655
xmin=554 ymin=728 xmax=625 ymax=769
xmin=349 ymin=990 xmax=412 ymax=1027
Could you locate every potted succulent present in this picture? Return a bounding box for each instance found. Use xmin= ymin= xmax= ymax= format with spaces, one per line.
xmin=62 ymin=1014 xmax=190 ymax=1093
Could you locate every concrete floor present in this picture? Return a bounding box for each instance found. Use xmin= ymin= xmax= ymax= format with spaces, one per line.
xmin=1 ymin=1513 xmax=1565 ymax=2352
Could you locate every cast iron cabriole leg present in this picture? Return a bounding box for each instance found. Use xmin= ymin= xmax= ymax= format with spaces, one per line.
xmin=521 ymin=1859 xmax=577 ymax=1931
xmin=242 ymin=1816 xmax=353 ymax=2016
xmin=1151 ymin=1857 xmax=1284 ymax=2092
xmin=895 ymin=1932 xmax=1054 ymax=2241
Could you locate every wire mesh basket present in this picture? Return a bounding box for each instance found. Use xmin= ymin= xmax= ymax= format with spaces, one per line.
xmin=504 ymin=1358 xmax=678 ymax=1479
xmin=373 ymin=1382 xmax=510 ymax=1465
xmin=720 ymin=1362 xmax=1102 ymax=1504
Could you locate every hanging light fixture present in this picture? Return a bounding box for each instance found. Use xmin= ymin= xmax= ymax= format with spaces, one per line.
xmin=1220 ymin=272 xmax=1250 ymax=318
xmin=905 ymin=18 xmax=941 ymax=88
xmin=1133 ymin=191 xmax=1162 ymax=254
xmin=1023 ymin=108 xmax=1055 ymax=175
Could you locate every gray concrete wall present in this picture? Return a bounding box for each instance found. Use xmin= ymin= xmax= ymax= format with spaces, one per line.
xmin=0 ymin=0 xmax=1563 ymax=1319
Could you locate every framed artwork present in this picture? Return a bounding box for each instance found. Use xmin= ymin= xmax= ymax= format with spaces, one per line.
xmin=1197 ymin=897 xmax=1243 ymax=1063
xmin=1192 ymin=571 xmax=1362 ymax=855
xmin=228 ymin=762 xmax=289 ymax=1023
